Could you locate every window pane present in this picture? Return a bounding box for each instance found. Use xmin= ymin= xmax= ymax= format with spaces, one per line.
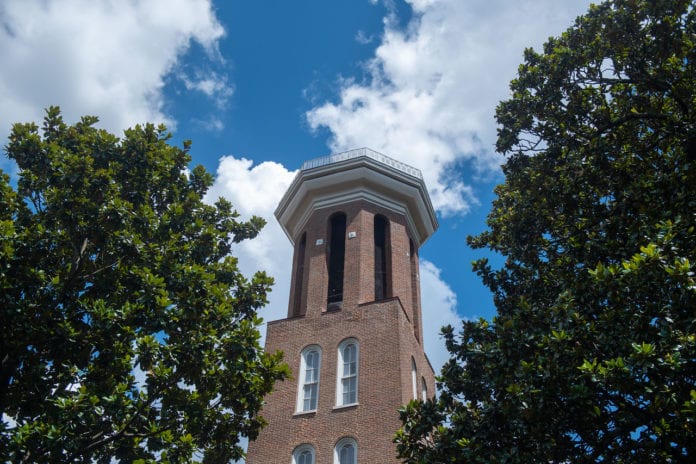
xmin=309 ymin=350 xmax=318 ymax=368
xmin=345 ymin=344 xmax=355 ymax=362
xmin=343 ymin=391 xmax=355 ymax=405
xmin=343 ymin=360 xmax=355 ymax=377
xmin=305 ymin=351 xmax=318 ymax=382
xmin=343 ymin=344 xmax=356 ymax=376
xmin=342 ymin=377 xmax=356 ymax=404
xmin=339 ymin=443 xmax=355 ymax=464
xmin=298 ymin=348 xmax=321 ymax=412
xmin=303 ymin=383 xmax=317 ymax=410
xmin=305 ymin=365 xmax=315 ymax=383
xmin=338 ymin=342 xmax=358 ymax=406
xmin=310 ymin=384 xmax=317 ymax=409
xmin=298 ymin=450 xmax=312 ymax=464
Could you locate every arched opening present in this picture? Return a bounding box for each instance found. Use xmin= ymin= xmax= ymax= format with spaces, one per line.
xmin=327 ymin=213 xmax=346 ymax=310
xmin=334 ymin=437 xmax=357 ymax=464
xmin=410 ymin=238 xmax=420 ymax=341
xmin=293 ymin=444 xmax=315 ymax=464
xmin=374 ymin=215 xmax=390 ymax=300
xmin=292 ymin=232 xmax=307 ymax=317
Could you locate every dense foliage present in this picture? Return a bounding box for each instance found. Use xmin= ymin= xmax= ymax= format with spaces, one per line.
xmin=0 ymin=108 xmax=287 ymax=463
xmin=396 ymin=0 xmax=696 ymax=462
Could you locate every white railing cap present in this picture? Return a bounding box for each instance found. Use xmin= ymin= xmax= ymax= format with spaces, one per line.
xmin=301 ymin=148 xmax=422 ymax=179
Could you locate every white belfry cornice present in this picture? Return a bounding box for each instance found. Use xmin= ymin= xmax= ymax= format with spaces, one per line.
xmin=275 ymin=148 xmax=438 ymax=246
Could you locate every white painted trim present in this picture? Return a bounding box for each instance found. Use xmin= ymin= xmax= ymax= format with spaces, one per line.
xmin=335 ymin=338 xmax=359 ymax=407
xmin=296 ymin=345 xmax=322 ymax=413
xmin=411 ymin=357 xmax=418 ymax=400
xmin=333 ymin=437 xmax=358 ymax=464
xmin=292 ymin=443 xmax=316 ymax=464
xmin=275 ymin=152 xmax=437 ymax=247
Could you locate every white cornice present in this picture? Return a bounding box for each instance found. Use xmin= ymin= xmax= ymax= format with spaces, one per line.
xmin=275 ymin=151 xmax=438 ymax=246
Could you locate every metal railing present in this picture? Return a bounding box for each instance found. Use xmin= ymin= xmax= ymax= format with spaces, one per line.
xmin=301 ymin=148 xmax=422 ymax=179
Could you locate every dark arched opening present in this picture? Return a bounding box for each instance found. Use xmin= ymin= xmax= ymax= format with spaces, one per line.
xmin=292 ymin=232 xmax=307 ymax=317
xmin=327 ymin=213 xmax=346 ymax=310
xmin=374 ymin=215 xmax=390 ymax=300
xmin=410 ymin=238 xmax=420 ymax=341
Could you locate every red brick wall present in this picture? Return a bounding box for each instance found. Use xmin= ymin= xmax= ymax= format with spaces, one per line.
xmin=286 ymin=200 xmax=422 ymax=321
xmin=246 ymin=300 xmax=435 ymax=463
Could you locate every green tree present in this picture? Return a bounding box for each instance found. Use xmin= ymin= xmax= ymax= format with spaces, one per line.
xmin=396 ymin=0 xmax=696 ymax=462
xmin=0 ymin=107 xmax=288 ymax=463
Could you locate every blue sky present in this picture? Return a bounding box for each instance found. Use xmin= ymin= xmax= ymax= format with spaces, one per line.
xmin=0 ymin=0 xmax=593 ymax=372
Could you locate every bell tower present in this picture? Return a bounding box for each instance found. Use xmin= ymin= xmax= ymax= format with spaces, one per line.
xmin=246 ymin=149 xmax=438 ymax=464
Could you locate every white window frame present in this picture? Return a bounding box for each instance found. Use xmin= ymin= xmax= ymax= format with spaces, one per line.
xmin=296 ymin=345 xmax=322 ymax=413
xmin=421 ymin=376 xmax=428 ymax=401
xmin=293 ymin=444 xmax=315 ymax=464
xmin=335 ymin=338 xmax=359 ymax=407
xmin=333 ymin=437 xmax=357 ymax=464
xmin=411 ymin=357 xmax=418 ymax=400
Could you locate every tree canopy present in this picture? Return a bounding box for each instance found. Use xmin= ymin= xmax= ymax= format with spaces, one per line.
xmin=0 ymin=107 xmax=287 ymax=463
xmin=396 ymin=0 xmax=696 ymax=462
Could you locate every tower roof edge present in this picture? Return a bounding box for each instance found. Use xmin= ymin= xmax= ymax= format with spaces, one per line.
xmin=275 ymin=148 xmax=438 ymax=247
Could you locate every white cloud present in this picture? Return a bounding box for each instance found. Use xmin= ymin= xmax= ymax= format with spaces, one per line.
xmin=419 ymin=259 xmax=460 ymax=374
xmin=355 ymin=29 xmax=375 ymax=45
xmin=178 ymin=70 xmax=234 ymax=108
xmin=0 ymin=0 xmax=228 ymax=137
xmin=307 ymin=0 xmax=592 ymax=216
xmin=191 ymin=115 xmax=225 ymax=132
xmin=205 ymin=156 xmax=298 ymax=337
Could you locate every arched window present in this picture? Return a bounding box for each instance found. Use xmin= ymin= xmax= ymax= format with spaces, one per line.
xmin=411 ymin=357 xmax=418 ymax=400
xmin=297 ymin=345 xmax=321 ymax=412
xmin=334 ymin=437 xmax=357 ymax=464
xmin=374 ymin=215 xmax=390 ymax=299
xmin=327 ymin=213 xmax=347 ymax=310
xmin=292 ymin=232 xmax=307 ymax=317
xmin=293 ymin=444 xmax=315 ymax=464
xmin=421 ymin=376 xmax=428 ymax=401
xmin=336 ymin=338 xmax=359 ymax=406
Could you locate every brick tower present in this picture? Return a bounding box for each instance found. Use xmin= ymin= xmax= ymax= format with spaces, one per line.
xmin=246 ymin=148 xmax=438 ymax=464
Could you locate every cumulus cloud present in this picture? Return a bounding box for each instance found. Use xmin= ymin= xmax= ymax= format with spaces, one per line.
xmin=0 ymin=0 xmax=228 ymax=137
xmin=205 ymin=156 xmax=298 ymax=336
xmin=178 ymin=70 xmax=234 ymax=108
xmin=355 ymin=29 xmax=375 ymax=45
xmin=191 ymin=115 xmax=225 ymax=132
xmin=419 ymin=260 xmax=460 ymax=373
xmin=306 ymin=0 xmax=591 ymax=216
